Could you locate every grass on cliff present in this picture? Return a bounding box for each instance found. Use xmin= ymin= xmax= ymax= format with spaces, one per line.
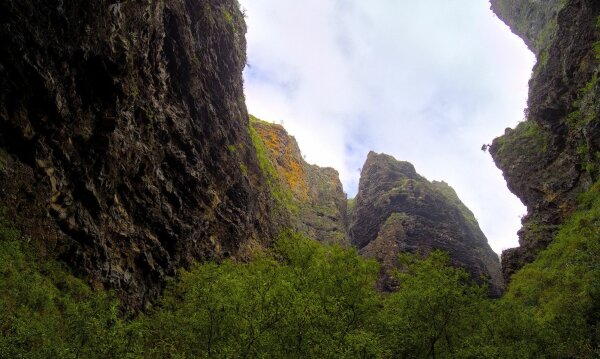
xmin=492 ymin=119 xmax=550 ymax=172
xmin=504 ymin=181 xmax=600 ymax=358
xmin=2 ymin=181 xmax=600 ymax=357
xmin=249 ymin=115 xmax=299 ymax=215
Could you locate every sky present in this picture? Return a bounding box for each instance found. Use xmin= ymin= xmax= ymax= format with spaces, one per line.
xmin=238 ymin=0 xmax=536 ymax=254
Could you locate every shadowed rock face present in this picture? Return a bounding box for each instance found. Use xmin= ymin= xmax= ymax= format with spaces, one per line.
xmin=0 ymin=0 xmax=273 ymax=309
xmin=489 ymin=0 xmax=600 ymax=279
xmin=350 ymin=152 xmax=504 ymax=295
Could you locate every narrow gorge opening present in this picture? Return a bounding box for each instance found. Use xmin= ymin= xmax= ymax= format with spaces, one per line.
xmin=240 ymin=0 xmax=535 ymax=254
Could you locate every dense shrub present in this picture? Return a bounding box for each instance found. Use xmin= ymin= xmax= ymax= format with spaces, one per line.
xmin=1 ymin=181 xmax=599 ymax=358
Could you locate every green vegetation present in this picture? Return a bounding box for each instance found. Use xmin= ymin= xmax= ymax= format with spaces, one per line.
xmin=503 ymin=181 xmax=600 ymax=358
xmin=140 ymin=234 xmax=382 ymax=358
xmin=218 ymin=3 xmax=243 ymax=35
xmin=593 ymin=42 xmax=600 ymax=63
xmin=379 ymin=251 xmax=489 ymax=358
xmin=565 ymin=74 xmax=599 ymax=175
xmin=222 ymin=8 xmax=234 ymax=25
xmin=239 ymin=162 xmax=248 ymax=176
xmin=249 ymin=115 xmax=299 ymax=215
xmin=535 ymin=19 xmax=558 ymax=53
xmin=539 ymin=49 xmax=549 ymax=68
xmin=0 ymin=210 xmax=129 ymax=358
xmin=493 ymin=119 xmax=550 ymax=170
xmin=432 ymin=181 xmax=479 ymax=229
xmin=492 ymin=0 xmax=564 ymax=54
xmin=249 ymin=116 xmax=278 ymax=181
xmin=2 ymin=180 xmax=600 ymax=357
xmin=347 ymin=197 xmax=356 ymax=214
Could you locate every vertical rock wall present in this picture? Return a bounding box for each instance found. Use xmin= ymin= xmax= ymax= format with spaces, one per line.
xmin=490 ymin=0 xmax=600 ymax=279
xmin=0 ymin=0 xmax=273 ymax=309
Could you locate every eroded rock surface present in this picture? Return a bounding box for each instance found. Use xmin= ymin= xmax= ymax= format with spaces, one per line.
xmin=251 ymin=118 xmax=349 ymax=245
xmin=490 ymin=0 xmax=600 ymax=279
xmin=350 ymin=152 xmax=504 ymax=295
xmin=0 ymin=0 xmax=273 ymax=309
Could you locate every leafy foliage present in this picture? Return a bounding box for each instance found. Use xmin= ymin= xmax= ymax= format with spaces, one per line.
xmin=502 ymin=181 xmax=600 ymax=358
xmin=0 ymin=241 xmax=128 ymax=358
xmin=377 ymin=251 xmax=488 ymax=358
xmin=139 ymin=233 xmax=382 ymax=358
xmin=1 ymin=184 xmax=599 ymax=357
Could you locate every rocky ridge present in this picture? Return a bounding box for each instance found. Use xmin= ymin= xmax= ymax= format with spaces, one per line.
xmin=250 ymin=117 xmax=349 ymax=245
xmin=490 ymin=0 xmax=600 ymax=279
xmin=349 ymin=152 xmax=503 ymax=295
xmin=250 ymin=121 xmax=504 ymax=294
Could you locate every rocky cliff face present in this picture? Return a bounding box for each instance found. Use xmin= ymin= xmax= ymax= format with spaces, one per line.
xmin=250 ymin=117 xmax=349 ymax=245
xmin=250 ymin=120 xmax=503 ymax=293
xmin=490 ymin=0 xmax=566 ymax=53
xmin=0 ymin=0 xmax=510 ymax=307
xmin=349 ymin=152 xmax=504 ymax=295
xmin=0 ymin=0 xmax=273 ymax=309
xmin=490 ymin=0 xmax=600 ymax=279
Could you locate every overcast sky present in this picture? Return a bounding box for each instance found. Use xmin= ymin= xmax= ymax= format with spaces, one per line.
xmin=238 ymin=0 xmax=536 ymax=254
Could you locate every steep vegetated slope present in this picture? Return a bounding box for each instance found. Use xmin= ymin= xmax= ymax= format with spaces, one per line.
xmin=490 ymin=0 xmax=600 ymax=278
xmin=490 ymin=0 xmax=567 ymax=54
xmin=249 ymin=117 xmax=349 ymax=245
xmin=0 ymin=0 xmax=274 ymax=309
xmin=349 ymin=152 xmax=503 ymax=295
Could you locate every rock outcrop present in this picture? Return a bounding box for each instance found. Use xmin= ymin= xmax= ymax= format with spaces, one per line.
xmin=489 ymin=0 xmax=600 ymax=279
xmin=250 ymin=120 xmax=504 ymax=293
xmin=490 ymin=0 xmax=566 ymax=53
xmin=250 ymin=117 xmax=349 ymax=245
xmin=349 ymin=152 xmax=504 ymax=295
xmin=0 ymin=0 xmax=273 ymax=309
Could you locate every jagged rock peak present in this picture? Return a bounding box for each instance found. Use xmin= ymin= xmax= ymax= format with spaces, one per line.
xmin=361 ymin=151 xmax=419 ymax=180
xmin=350 ymin=151 xmax=504 ymax=295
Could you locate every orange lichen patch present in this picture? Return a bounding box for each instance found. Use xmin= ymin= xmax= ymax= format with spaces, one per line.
xmin=284 ymin=158 xmax=309 ymax=199
xmin=253 ymin=121 xmax=309 ymax=201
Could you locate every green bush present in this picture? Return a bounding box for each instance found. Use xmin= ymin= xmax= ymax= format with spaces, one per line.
xmin=139 ymin=233 xmax=382 ymax=358
xmin=1 ymin=191 xmax=599 ymax=357
xmin=377 ymin=251 xmax=488 ymax=358
xmin=502 ymin=181 xmax=600 ymax=358
xmin=0 ymin=240 xmax=129 ymax=358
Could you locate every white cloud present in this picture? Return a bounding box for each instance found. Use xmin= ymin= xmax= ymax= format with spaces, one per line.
xmin=239 ymin=0 xmax=535 ymax=254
